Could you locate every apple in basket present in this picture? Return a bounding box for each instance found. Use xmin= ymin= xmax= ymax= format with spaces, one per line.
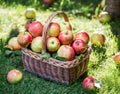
xmin=17 ymin=32 xmax=33 ymax=47
xmin=25 ymin=8 xmax=36 ymax=19
xmin=7 ymin=69 xmax=23 ymax=84
xmin=114 ymin=52 xmax=120 ymax=64
xmin=82 ymin=76 xmax=101 ymax=91
xmin=58 ymin=30 xmax=73 ymax=45
xmin=43 ymin=0 xmax=54 ymax=4
xmin=31 ymin=36 xmax=42 ymax=53
xmin=72 ymin=39 xmax=87 ymax=54
xmin=57 ymin=45 xmax=75 ymax=61
xmin=25 ymin=20 xmax=32 ymax=31
xmin=74 ymin=31 xmax=90 ymax=44
xmin=46 ymin=37 xmax=60 ymax=52
xmin=5 ymin=37 xmax=21 ymax=50
xmin=28 ymin=21 xmax=43 ymax=37
xmin=47 ymin=22 xmax=61 ymax=37
xmin=91 ymin=32 xmax=105 ymax=46
xmin=98 ymin=11 xmax=111 ymax=23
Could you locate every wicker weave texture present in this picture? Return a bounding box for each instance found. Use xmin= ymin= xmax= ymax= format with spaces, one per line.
xmin=22 ymin=47 xmax=91 ymax=84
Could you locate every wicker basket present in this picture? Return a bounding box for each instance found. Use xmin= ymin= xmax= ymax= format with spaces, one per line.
xmin=21 ymin=11 xmax=92 ymax=84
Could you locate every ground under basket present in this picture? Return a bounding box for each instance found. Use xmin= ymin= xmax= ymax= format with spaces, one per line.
xmin=21 ymin=11 xmax=92 ymax=84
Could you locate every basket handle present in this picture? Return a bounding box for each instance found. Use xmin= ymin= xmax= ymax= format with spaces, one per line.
xmin=42 ymin=11 xmax=72 ymax=53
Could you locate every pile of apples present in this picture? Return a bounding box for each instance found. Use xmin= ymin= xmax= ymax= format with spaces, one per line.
xmin=18 ymin=20 xmax=90 ymax=61
xmin=15 ymin=8 xmax=91 ymax=61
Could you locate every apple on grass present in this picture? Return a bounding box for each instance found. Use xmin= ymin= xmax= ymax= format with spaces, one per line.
xmin=28 ymin=21 xmax=43 ymax=37
xmin=17 ymin=32 xmax=33 ymax=47
xmin=31 ymin=36 xmax=42 ymax=53
xmin=74 ymin=31 xmax=90 ymax=44
xmin=91 ymin=32 xmax=105 ymax=46
xmin=47 ymin=22 xmax=60 ymax=37
xmin=114 ymin=52 xmax=120 ymax=64
xmin=57 ymin=45 xmax=75 ymax=61
xmin=43 ymin=0 xmax=54 ymax=4
xmin=58 ymin=30 xmax=73 ymax=45
xmin=5 ymin=37 xmax=21 ymax=50
xmin=46 ymin=37 xmax=60 ymax=52
xmin=72 ymin=39 xmax=87 ymax=54
xmin=7 ymin=69 xmax=23 ymax=84
xmin=82 ymin=76 xmax=101 ymax=91
xmin=98 ymin=11 xmax=111 ymax=23
xmin=25 ymin=8 xmax=36 ymax=19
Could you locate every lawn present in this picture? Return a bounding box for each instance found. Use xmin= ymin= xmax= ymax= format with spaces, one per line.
xmin=0 ymin=1 xmax=120 ymax=94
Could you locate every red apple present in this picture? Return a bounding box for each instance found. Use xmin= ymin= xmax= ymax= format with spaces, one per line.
xmin=43 ymin=0 xmax=54 ymax=4
xmin=58 ymin=30 xmax=73 ymax=45
xmin=7 ymin=69 xmax=23 ymax=84
xmin=47 ymin=22 xmax=60 ymax=37
xmin=74 ymin=31 xmax=90 ymax=44
xmin=72 ymin=39 xmax=87 ymax=54
xmin=82 ymin=76 xmax=97 ymax=90
xmin=17 ymin=32 xmax=33 ymax=47
xmin=114 ymin=52 xmax=120 ymax=64
xmin=57 ymin=45 xmax=75 ymax=61
xmin=47 ymin=37 xmax=60 ymax=52
xmin=31 ymin=36 xmax=42 ymax=53
xmin=98 ymin=11 xmax=111 ymax=23
xmin=25 ymin=8 xmax=36 ymax=19
xmin=28 ymin=21 xmax=43 ymax=37
xmin=25 ymin=20 xmax=32 ymax=31
xmin=7 ymin=37 xmax=21 ymax=50
xmin=91 ymin=32 xmax=105 ymax=46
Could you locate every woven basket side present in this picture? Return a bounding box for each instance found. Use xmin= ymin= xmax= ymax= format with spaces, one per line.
xmin=22 ymin=48 xmax=90 ymax=84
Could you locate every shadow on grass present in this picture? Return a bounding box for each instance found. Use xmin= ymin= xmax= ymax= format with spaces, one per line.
xmin=109 ymin=19 xmax=120 ymax=51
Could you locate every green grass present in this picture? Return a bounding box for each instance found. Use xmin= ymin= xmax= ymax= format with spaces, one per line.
xmin=0 ymin=1 xmax=120 ymax=94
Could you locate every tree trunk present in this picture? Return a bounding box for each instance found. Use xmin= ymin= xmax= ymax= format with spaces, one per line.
xmin=106 ymin=0 xmax=120 ymax=18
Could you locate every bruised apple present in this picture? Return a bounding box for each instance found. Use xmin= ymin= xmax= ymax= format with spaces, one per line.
xmin=57 ymin=45 xmax=75 ymax=61
xmin=47 ymin=22 xmax=60 ymax=37
xmin=72 ymin=39 xmax=87 ymax=54
xmin=31 ymin=36 xmax=42 ymax=53
xmin=17 ymin=32 xmax=33 ymax=47
xmin=91 ymin=32 xmax=105 ymax=46
xmin=74 ymin=31 xmax=90 ymax=44
xmin=46 ymin=37 xmax=60 ymax=52
xmin=25 ymin=8 xmax=36 ymax=19
xmin=7 ymin=37 xmax=21 ymax=50
xmin=7 ymin=69 xmax=23 ymax=84
xmin=114 ymin=52 xmax=120 ymax=64
xmin=58 ymin=30 xmax=73 ymax=45
xmin=28 ymin=21 xmax=43 ymax=37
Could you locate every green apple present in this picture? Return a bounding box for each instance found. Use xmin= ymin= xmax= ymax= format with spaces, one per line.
xmin=25 ymin=8 xmax=36 ymax=19
xmin=31 ymin=36 xmax=42 ymax=53
xmin=98 ymin=11 xmax=111 ymax=23
xmin=46 ymin=37 xmax=60 ymax=52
